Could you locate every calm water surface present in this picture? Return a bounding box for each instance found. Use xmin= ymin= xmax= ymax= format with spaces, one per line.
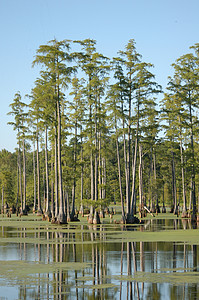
xmin=0 ymin=215 xmax=198 ymax=299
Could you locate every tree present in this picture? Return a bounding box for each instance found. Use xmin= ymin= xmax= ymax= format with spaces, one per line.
xmin=8 ymin=92 xmax=28 ymax=214
xmin=32 ymin=39 xmax=74 ymax=223
xmin=73 ymin=39 xmax=109 ymax=223
xmin=162 ymin=49 xmax=199 ymax=221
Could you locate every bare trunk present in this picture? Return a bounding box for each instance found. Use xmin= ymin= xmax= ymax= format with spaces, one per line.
xmin=16 ymin=150 xmax=19 ymax=209
xmin=116 ymin=135 xmax=125 ymax=219
xmin=94 ymin=100 xmax=98 ymax=203
xmin=130 ymin=133 xmax=138 ymax=215
xmin=18 ymin=145 xmax=23 ymax=212
xmin=130 ymin=95 xmax=139 ymax=215
xmin=123 ymin=137 xmax=129 ymax=213
xmin=54 ymin=113 xmax=58 ymax=218
xmin=1 ymin=186 xmax=4 ymax=213
xmin=33 ymin=141 xmax=36 ymax=212
xmin=80 ymin=129 xmax=84 ymax=213
xmin=71 ymin=123 xmax=77 ymax=219
xmin=102 ymin=157 xmax=106 ymax=200
xmin=189 ymin=94 xmax=196 ymax=220
xmin=22 ymin=139 xmax=26 ymax=213
xmin=57 ymin=99 xmax=66 ymax=223
xmin=45 ymin=126 xmax=50 ymax=216
xmin=180 ymin=140 xmax=187 ymax=213
xmin=90 ymin=152 xmax=94 ymax=216
xmin=98 ymin=132 xmax=102 ymax=201
xmin=51 ymin=149 xmax=55 ymax=219
xmin=37 ymin=131 xmax=42 ymax=215
xmin=139 ymin=144 xmax=143 ymax=209
xmin=172 ymin=152 xmax=177 ymax=214
xmin=126 ymin=89 xmax=131 ymax=215
xmin=153 ymin=150 xmax=159 ymax=211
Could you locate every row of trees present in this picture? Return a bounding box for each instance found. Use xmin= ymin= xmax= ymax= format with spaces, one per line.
xmin=1 ymin=39 xmax=199 ymax=223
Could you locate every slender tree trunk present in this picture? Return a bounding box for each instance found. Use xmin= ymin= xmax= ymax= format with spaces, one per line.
xmin=54 ymin=112 xmax=58 ymax=218
xmin=43 ymin=164 xmax=46 ymax=212
xmin=33 ymin=141 xmax=36 ymax=213
xmin=172 ymin=152 xmax=177 ymax=214
xmin=16 ymin=151 xmax=19 ymax=209
xmin=130 ymin=97 xmax=139 ymax=216
xmin=123 ymin=124 xmax=129 ymax=213
xmin=139 ymin=144 xmax=143 ymax=210
xmin=22 ymin=138 xmax=26 ymax=213
xmin=189 ymin=100 xmax=196 ymax=221
xmin=71 ymin=122 xmax=77 ymax=219
xmin=130 ymin=131 xmax=138 ymax=215
xmin=153 ymin=150 xmax=159 ymax=212
xmin=98 ymin=131 xmax=102 ymax=201
xmin=126 ymin=85 xmax=131 ymax=215
xmin=102 ymin=157 xmax=106 ymax=200
xmin=80 ymin=128 xmax=84 ymax=214
xmin=57 ymin=98 xmax=66 ymax=223
xmin=180 ymin=140 xmax=187 ymax=215
xmin=51 ymin=148 xmax=55 ymax=219
xmin=90 ymin=153 xmax=94 ymax=216
xmin=45 ymin=126 xmax=50 ymax=217
xmin=1 ymin=186 xmax=4 ymax=214
xmin=37 ymin=130 xmax=42 ymax=215
xmin=89 ymin=99 xmax=94 ymax=218
xmin=94 ymin=100 xmax=98 ymax=203
xmin=18 ymin=145 xmax=23 ymax=212
xmin=116 ymin=134 xmax=125 ymax=220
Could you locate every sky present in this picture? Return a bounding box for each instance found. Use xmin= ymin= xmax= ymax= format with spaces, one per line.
xmin=1 ymin=0 xmax=199 ymax=152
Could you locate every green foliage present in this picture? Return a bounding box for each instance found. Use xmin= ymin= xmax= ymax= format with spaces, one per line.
xmin=4 ymin=38 xmax=199 ymax=216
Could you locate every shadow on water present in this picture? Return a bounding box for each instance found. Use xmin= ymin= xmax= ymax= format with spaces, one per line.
xmin=0 ymin=216 xmax=199 ymax=299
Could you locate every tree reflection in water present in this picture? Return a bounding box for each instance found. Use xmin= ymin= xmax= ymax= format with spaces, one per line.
xmin=1 ymin=218 xmax=199 ymax=299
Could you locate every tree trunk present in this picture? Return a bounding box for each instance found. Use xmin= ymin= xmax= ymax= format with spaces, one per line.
xmin=90 ymin=152 xmax=94 ymax=216
xmin=45 ymin=126 xmax=50 ymax=217
xmin=51 ymin=147 xmax=55 ymax=219
xmin=36 ymin=130 xmax=42 ymax=215
xmin=94 ymin=100 xmax=98 ymax=203
xmin=16 ymin=150 xmax=19 ymax=209
xmin=130 ymin=133 xmax=138 ymax=215
xmin=139 ymin=144 xmax=143 ymax=210
xmin=116 ymin=135 xmax=125 ymax=220
xmin=126 ymin=86 xmax=131 ymax=215
xmin=188 ymin=94 xmax=196 ymax=221
xmin=18 ymin=145 xmax=23 ymax=212
xmin=98 ymin=131 xmax=102 ymax=201
xmin=71 ymin=123 xmax=77 ymax=220
xmin=1 ymin=186 xmax=4 ymax=214
xmin=180 ymin=140 xmax=187 ymax=215
xmin=153 ymin=150 xmax=159 ymax=213
xmin=22 ymin=138 xmax=26 ymax=214
xmin=57 ymin=98 xmax=66 ymax=223
xmin=80 ymin=128 xmax=84 ymax=214
xmin=54 ymin=112 xmax=58 ymax=218
xmin=102 ymin=157 xmax=106 ymax=200
xmin=33 ymin=141 xmax=36 ymax=213
xmin=172 ymin=152 xmax=177 ymax=215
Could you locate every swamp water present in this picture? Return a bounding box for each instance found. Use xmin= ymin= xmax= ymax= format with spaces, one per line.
xmin=0 ymin=213 xmax=199 ymax=299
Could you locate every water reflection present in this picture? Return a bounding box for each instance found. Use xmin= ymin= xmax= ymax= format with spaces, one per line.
xmin=0 ymin=217 xmax=199 ymax=299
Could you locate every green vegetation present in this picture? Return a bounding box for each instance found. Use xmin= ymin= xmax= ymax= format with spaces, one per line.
xmin=2 ymin=38 xmax=199 ymax=224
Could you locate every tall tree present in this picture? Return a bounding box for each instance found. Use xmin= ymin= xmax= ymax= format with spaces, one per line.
xmin=162 ymin=49 xmax=199 ymax=221
xmin=32 ymin=39 xmax=74 ymax=223
xmin=73 ymin=39 xmax=109 ymax=222
xmin=8 ymin=92 xmax=28 ymax=214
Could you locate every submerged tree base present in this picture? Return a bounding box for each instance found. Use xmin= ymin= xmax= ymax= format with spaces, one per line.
xmin=36 ymin=209 xmax=43 ymax=216
xmin=123 ymin=214 xmax=141 ymax=225
xmin=87 ymin=211 xmax=101 ymax=225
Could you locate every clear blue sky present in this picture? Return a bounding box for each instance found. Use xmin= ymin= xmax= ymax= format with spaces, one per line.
xmin=1 ymin=0 xmax=199 ymax=152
